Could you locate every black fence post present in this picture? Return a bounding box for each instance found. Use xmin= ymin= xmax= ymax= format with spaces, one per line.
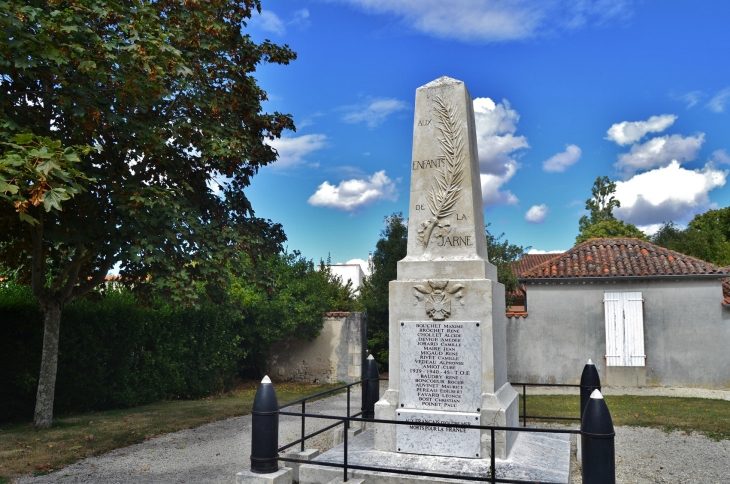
xmin=581 ymin=389 xmax=615 ymax=484
xmin=250 ymin=375 xmax=280 ymax=474
xmin=362 ymin=355 xmax=380 ymax=419
xmin=580 ymin=358 xmax=601 ymax=420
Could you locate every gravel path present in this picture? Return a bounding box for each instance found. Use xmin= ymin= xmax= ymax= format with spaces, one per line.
xmin=12 ymin=385 xmax=730 ymax=484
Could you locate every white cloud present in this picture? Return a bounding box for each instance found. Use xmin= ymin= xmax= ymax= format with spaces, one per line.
xmin=308 ymin=170 xmax=398 ymax=211
xmin=712 ymin=149 xmax=730 ymax=165
xmin=267 ymin=134 xmax=327 ymax=169
xmin=679 ymin=91 xmax=704 ymax=109
xmin=343 ymin=98 xmax=409 ymax=128
xmin=606 ymin=114 xmax=677 ymax=146
xmin=289 ymin=8 xmax=311 ymax=28
xmin=614 ymin=133 xmax=704 ymax=177
xmin=525 ymin=204 xmax=548 ymax=224
xmin=614 ymin=160 xmax=727 ymax=226
xmin=258 ymin=11 xmax=285 ymax=35
xmin=636 ymin=223 xmax=663 ymax=236
xmin=543 ymin=144 xmax=581 ymax=172
xmin=527 ymin=249 xmax=565 ymax=255
xmin=473 ymin=97 xmax=528 ymax=206
xmin=337 ymin=0 xmax=631 ymax=42
xmin=253 ymin=8 xmax=310 ymax=35
xmin=707 ymin=87 xmax=730 ymax=113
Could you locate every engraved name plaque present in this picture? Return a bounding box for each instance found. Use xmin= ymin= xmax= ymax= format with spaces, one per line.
xmin=399 ymin=321 xmax=482 ymax=412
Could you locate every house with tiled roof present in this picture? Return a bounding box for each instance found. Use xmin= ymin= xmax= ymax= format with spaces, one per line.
xmin=506 ymin=238 xmax=729 ymax=389
xmin=507 ymin=253 xmax=565 ymax=314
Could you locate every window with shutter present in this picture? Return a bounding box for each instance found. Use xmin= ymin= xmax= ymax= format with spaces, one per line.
xmin=604 ymin=292 xmax=645 ymax=367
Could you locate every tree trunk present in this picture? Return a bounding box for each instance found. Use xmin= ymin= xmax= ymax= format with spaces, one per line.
xmin=33 ymin=300 xmax=62 ymax=429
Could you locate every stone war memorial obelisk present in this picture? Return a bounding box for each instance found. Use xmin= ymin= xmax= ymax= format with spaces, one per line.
xmin=374 ymin=76 xmax=519 ymax=460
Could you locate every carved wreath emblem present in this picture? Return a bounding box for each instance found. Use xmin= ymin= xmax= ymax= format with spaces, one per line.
xmin=417 ymin=96 xmax=466 ymax=247
xmin=413 ymin=280 xmax=465 ymax=320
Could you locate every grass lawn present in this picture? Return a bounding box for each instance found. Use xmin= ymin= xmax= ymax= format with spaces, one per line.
xmin=523 ymin=394 xmax=730 ymax=440
xmin=0 ymin=380 xmax=342 ymax=481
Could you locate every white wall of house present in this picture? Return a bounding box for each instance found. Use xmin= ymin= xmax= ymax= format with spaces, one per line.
xmin=328 ymin=264 xmax=365 ymax=294
xmin=506 ymin=278 xmax=730 ymax=388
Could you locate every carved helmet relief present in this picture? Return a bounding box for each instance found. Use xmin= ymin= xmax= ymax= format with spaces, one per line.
xmin=413 ymin=280 xmax=466 ymax=320
xmin=417 ymin=96 xmax=466 ymax=248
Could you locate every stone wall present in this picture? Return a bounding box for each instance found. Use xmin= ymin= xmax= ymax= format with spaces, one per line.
xmin=265 ymin=312 xmax=364 ymax=384
xmin=506 ymin=278 xmax=730 ymax=389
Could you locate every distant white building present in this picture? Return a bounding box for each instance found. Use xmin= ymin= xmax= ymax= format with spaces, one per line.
xmin=325 ymin=253 xmax=372 ymax=295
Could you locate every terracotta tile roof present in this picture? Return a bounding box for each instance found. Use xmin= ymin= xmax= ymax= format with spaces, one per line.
xmin=519 ymin=238 xmax=724 ymax=280
xmin=510 ymin=253 xmax=565 ymax=277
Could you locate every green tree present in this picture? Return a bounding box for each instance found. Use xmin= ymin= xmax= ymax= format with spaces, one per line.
xmin=0 ymin=0 xmax=295 ymax=428
xmin=230 ymin=251 xmax=354 ymax=376
xmin=485 ymin=223 xmax=529 ymax=309
xmin=576 ymin=176 xmax=646 ymax=244
xmin=651 ymin=209 xmax=730 ymax=266
xmin=358 ymin=213 xmax=408 ymax=366
xmin=576 ymin=218 xmax=648 ymax=244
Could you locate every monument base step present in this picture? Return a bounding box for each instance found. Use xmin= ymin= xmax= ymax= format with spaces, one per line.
xmin=299 ymin=429 xmax=572 ymax=484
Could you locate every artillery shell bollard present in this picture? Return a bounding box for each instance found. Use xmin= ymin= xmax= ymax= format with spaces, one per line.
xmin=236 ymin=376 xmax=292 ymax=484
xmin=362 ymin=355 xmax=380 ymax=419
xmin=580 ymin=359 xmax=601 ymax=420
xmin=581 ymin=389 xmax=616 ymax=484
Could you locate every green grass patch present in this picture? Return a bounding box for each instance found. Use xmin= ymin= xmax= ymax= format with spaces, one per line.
xmin=522 ymin=394 xmax=730 ymax=440
xmin=0 ymin=380 xmax=342 ymax=480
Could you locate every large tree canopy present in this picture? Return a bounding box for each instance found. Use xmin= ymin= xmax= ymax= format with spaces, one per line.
xmin=576 ymin=176 xmax=646 ymax=244
xmin=651 ymin=209 xmax=730 ymax=266
xmin=0 ymin=0 xmax=295 ymax=427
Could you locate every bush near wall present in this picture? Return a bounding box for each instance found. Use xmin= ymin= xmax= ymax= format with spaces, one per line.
xmin=0 ymin=282 xmax=241 ymax=422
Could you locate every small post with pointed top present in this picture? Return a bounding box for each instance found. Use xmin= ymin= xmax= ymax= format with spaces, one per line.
xmin=250 ymin=376 xmax=279 ymax=474
xmin=580 ymin=359 xmax=601 ymax=421
xmin=362 ymin=355 xmax=380 ymax=419
xmin=581 ymin=389 xmax=616 ymax=484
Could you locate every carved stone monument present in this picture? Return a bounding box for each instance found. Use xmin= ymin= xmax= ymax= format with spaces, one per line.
xmin=374 ymin=76 xmax=519 ymax=459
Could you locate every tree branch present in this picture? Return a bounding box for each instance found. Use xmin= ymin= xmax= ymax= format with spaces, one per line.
xmin=68 ymin=258 xmax=113 ymax=305
xmin=58 ymin=244 xmax=95 ymax=301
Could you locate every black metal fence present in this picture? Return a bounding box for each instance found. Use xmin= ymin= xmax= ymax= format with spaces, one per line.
xmin=511 ymin=382 xmax=581 ymax=427
xmin=248 ymin=359 xmax=615 ymax=484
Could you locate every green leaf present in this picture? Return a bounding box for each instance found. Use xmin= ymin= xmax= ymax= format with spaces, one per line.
xmin=43 ymin=187 xmax=71 ymax=212
xmin=37 ymin=159 xmax=60 ymax=176
xmin=78 ymin=60 xmax=96 ymax=71
xmin=18 ymin=212 xmax=39 ymax=225
xmin=0 ymin=180 xmax=19 ymax=194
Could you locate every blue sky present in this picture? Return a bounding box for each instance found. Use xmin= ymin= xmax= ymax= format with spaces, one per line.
xmin=241 ymin=0 xmax=730 ymax=267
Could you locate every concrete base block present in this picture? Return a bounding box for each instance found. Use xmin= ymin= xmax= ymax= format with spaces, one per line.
xmin=332 ymin=426 xmax=363 ymax=447
xmin=300 ymin=429 xmax=571 ymax=484
xmin=480 ymin=382 xmax=520 ymax=459
xmin=280 ymin=449 xmax=320 ymax=482
xmin=326 ymin=479 xmax=365 ymax=484
xmin=236 ymin=467 xmax=292 ymax=484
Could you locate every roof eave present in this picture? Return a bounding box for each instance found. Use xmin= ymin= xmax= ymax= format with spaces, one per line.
xmin=519 ymin=273 xmax=726 ymax=283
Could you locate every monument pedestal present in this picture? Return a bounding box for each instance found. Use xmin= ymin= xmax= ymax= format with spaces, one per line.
xmin=299 ymin=429 xmax=572 ymax=484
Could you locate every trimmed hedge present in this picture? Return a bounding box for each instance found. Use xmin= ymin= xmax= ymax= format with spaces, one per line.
xmin=0 ymin=283 xmax=241 ymax=422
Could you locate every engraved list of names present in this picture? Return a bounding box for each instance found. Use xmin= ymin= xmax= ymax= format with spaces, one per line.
xmin=399 ymin=321 xmax=481 ymax=412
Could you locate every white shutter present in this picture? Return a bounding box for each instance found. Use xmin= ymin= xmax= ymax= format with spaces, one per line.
xmin=604 ymin=292 xmax=645 ymax=367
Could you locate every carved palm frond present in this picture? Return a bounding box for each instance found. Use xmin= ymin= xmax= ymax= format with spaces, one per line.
xmin=430 ymin=95 xmax=465 ymax=216
xmin=418 ymin=96 xmax=466 ymax=247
